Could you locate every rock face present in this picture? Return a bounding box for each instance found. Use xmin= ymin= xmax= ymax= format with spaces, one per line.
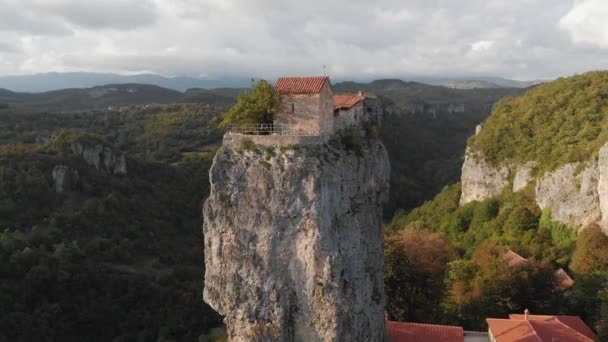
xmin=596 ymin=144 xmax=608 ymax=231
xmin=536 ymin=162 xmax=601 ymax=227
xmin=459 ymin=148 xmax=509 ymax=205
xmin=512 ymin=162 xmax=536 ymax=193
xmin=70 ymin=142 xmax=127 ymax=175
xmin=203 ymin=138 xmax=390 ymax=341
xmin=52 ymin=165 xmax=79 ymax=193
xmin=459 ymin=139 xmax=608 ymax=232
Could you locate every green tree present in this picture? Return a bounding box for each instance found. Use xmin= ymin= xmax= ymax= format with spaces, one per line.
xmin=385 ymin=227 xmax=457 ymax=322
xmin=220 ymin=80 xmax=281 ymax=128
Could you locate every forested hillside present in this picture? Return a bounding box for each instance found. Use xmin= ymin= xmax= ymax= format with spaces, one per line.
xmin=0 ymin=80 xmax=524 ymax=340
xmin=386 ymin=73 xmax=608 ymax=338
xmin=0 ymin=103 xmax=225 ymax=341
xmin=470 ymin=71 xmax=608 ymax=175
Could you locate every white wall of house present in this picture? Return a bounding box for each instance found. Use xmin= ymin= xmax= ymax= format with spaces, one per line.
xmin=465 ymin=331 xmax=489 ymax=342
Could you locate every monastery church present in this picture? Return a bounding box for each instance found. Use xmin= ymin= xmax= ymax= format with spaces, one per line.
xmin=273 ymin=76 xmax=371 ymax=135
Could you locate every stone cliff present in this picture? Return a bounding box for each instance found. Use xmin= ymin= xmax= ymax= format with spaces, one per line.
xmin=459 ymin=136 xmax=608 ymax=233
xmin=459 ymin=148 xmax=509 ymax=205
xmin=203 ymin=136 xmax=390 ymax=341
xmin=69 ymin=142 xmax=127 ymax=175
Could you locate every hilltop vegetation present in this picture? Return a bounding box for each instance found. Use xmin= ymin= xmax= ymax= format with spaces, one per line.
xmin=469 ymin=71 xmax=608 ymax=175
xmin=0 ymin=103 xmax=223 ymax=163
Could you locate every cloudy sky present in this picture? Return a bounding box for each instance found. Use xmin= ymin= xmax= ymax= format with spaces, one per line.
xmin=0 ymin=0 xmax=606 ymax=80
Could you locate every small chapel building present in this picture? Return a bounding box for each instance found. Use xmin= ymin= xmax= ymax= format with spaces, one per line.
xmin=274 ymin=76 xmax=367 ymax=135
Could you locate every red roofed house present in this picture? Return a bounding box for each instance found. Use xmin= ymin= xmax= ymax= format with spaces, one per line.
xmin=487 ymin=310 xmax=596 ymax=342
xmin=274 ymin=76 xmax=335 ymax=135
xmin=333 ymin=91 xmax=366 ymax=131
xmin=274 ymin=76 xmax=371 ymax=135
xmin=386 ymin=320 xmax=464 ymax=342
xmin=501 ymin=249 xmax=575 ymax=291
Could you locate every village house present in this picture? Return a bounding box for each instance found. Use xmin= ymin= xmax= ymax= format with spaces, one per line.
xmin=502 ymin=249 xmax=575 ymax=291
xmin=333 ymin=91 xmax=367 ymax=131
xmin=385 ymin=320 xmax=488 ymax=342
xmin=486 ymin=310 xmax=596 ymax=341
xmin=273 ymin=76 xmax=370 ymax=136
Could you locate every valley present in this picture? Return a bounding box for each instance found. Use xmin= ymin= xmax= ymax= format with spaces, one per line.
xmin=0 ymin=73 xmax=606 ymax=340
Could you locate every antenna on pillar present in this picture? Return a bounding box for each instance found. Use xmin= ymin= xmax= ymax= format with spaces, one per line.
xmin=322 ymin=65 xmax=327 ymax=76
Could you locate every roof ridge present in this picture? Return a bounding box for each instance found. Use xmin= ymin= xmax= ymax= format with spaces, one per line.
xmin=525 ymin=320 xmax=544 ymax=342
xmin=277 ymin=75 xmax=328 ymax=79
xmin=275 ymin=76 xmax=330 ymax=94
xmin=551 ymin=317 xmax=594 ymax=341
xmin=388 ymin=321 xmax=462 ymax=329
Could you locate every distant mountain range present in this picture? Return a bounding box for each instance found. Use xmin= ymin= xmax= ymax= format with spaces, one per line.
xmin=0 ymin=83 xmax=239 ymax=111
xmin=0 ymin=72 xmax=253 ymax=93
xmin=0 ymin=72 xmax=542 ymax=93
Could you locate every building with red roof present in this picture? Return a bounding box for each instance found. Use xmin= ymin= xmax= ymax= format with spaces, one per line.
xmin=273 ymin=76 xmax=372 ymax=136
xmin=274 ymin=76 xmax=334 ymax=135
xmin=487 ymin=310 xmax=596 ymax=342
xmin=502 ymin=249 xmax=528 ymax=268
xmin=386 ymin=320 xmax=464 ymax=342
xmin=501 ymin=249 xmax=575 ymax=291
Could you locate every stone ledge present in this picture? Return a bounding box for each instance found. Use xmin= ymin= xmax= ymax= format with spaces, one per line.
xmin=223 ymin=132 xmax=325 ymax=148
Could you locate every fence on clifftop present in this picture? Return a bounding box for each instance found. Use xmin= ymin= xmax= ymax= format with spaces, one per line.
xmin=227 ymin=123 xmax=332 ymax=137
xmin=224 ymin=123 xmax=334 ymax=147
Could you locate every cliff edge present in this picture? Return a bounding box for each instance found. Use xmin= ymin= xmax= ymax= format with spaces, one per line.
xmin=202 ymin=133 xmax=389 ymax=341
xmin=459 ymin=72 xmax=608 ymax=233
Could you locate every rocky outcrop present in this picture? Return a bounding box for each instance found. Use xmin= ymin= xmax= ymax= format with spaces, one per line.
xmin=459 ymin=140 xmax=608 ymax=232
xmin=597 ymin=145 xmax=608 ymax=231
xmin=459 ymin=149 xmax=509 ymax=205
xmin=203 ymin=138 xmax=390 ymax=341
xmin=52 ymin=165 xmax=79 ymax=193
xmin=70 ymin=142 xmax=127 ymax=175
xmin=512 ymin=162 xmax=536 ymax=193
xmin=535 ymin=162 xmax=601 ymax=227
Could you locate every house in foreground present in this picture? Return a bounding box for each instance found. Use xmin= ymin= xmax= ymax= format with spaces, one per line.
xmin=386 ymin=320 xmax=465 ymax=342
xmin=487 ymin=310 xmax=596 ymax=341
xmin=386 ymin=309 xmax=596 ymax=341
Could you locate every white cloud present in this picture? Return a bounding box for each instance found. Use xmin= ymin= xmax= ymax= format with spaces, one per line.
xmin=560 ymin=0 xmax=608 ymax=48
xmin=471 ymin=40 xmax=494 ymax=52
xmin=0 ymin=0 xmax=606 ymax=80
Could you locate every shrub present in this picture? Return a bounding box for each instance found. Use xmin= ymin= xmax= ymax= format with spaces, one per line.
xmin=236 ymin=138 xmax=258 ymax=154
xmin=220 ymin=80 xmax=281 ymax=127
xmin=571 ymin=224 xmax=608 ymax=275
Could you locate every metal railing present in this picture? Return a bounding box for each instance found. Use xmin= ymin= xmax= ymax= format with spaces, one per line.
xmin=227 ymin=123 xmax=333 ymax=137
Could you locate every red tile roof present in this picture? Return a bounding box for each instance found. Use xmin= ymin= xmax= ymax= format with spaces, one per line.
xmin=502 ymin=249 xmax=527 ymax=267
xmin=553 ymin=268 xmax=575 ymax=290
xmin=275 ymin=76 xmax=329 ymax=94
xmin=486 ymin=319 xmax=541 ymax=342
xmin=488 ymin=314 xmax=596 ymax=341
xmin=501 ymin=250 xmax=575 ymax=290
xmin=509 ymin=314 xmax=596 ymax=340
xmin=334 ymin=93 xmax=364 ymax=110
xmin=386 ymin=320 xmax=464 ymax=342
